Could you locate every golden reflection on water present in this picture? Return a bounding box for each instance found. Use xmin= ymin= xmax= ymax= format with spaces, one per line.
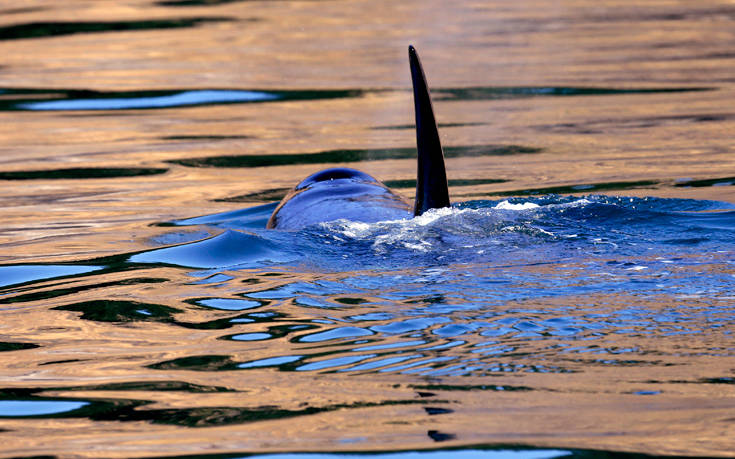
xmin=0 ymin=0 xmax=734 ymax=457
xmin=1 ymin=263 xmax=734 ymax=457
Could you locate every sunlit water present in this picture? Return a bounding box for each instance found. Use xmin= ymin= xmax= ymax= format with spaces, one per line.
xmin=2 ymin=195 xmax=733 ymax=457
xmin=132 ymin=195 xmax=735 ymax=376
xmin=1 ymin=1 xmax=735 ymax=458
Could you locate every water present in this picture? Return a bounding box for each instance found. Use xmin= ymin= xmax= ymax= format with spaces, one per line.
xmin=2 ymin=199 xmax=733 ymax=457
xmin=1 ymin=1 xmax=735 ymax=457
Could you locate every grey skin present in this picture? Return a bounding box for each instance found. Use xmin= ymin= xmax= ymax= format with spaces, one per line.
xmin=266 ymin=45 xmax=450 ymax=230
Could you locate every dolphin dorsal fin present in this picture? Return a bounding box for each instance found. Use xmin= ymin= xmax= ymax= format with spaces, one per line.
xmin=409 ymin=45 xmax=450 ymax=216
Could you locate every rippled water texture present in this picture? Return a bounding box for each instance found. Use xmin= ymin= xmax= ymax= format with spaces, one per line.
xmin=1 ymin=1 xmax=734 ymax=458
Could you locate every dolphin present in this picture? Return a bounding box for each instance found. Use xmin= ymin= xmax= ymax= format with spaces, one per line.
xmin=266 ymin=45 xmax=450 ymax=229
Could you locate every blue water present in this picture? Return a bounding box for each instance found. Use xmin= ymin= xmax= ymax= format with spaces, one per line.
xmin=0 ymin=264 xmax=102 ymax=288
xmin=9 ymin=195 xmax=734 ymax=313
xmin=16 ymin=89 xmax=278 ymax=111
xmin=102 ymin=195 xmax=735 ymax=375
xmin=237 ymin=450 xmax=571 ymax=459
xmin=137 ymin=195 xmax=735 ymax=274
xmin=1 ymin=86 xmax=706 ymax=112
xmin=1 ymin=194 xmax=733 ymax=449
xmin=0 ymin=400 xmax=88 ymax=416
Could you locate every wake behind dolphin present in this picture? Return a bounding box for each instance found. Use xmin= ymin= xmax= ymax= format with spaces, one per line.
xmin=266 ymin=46 xmax=450 ymax=229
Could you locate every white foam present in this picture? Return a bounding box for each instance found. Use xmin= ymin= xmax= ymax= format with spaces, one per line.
xmin=403 ymin=240 xmax=432 ymax=251
xmin=558 ymin=198 xmax=592 ymax=208
xmin=325 ymin=205 xmax=522 ymax=254
xmin=412 ymin=206 xmax=459 ymax=225
xmin=493 ymin=200 xmax=540 ymax=210
xmin=335 ymin=221 xmax=372 ymax=238
xmin=626 ymin=265 xmax=648 ymax=271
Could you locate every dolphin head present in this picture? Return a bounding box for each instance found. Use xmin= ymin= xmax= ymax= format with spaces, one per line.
xmin=266 ymin=46 xmax=451 ymax=230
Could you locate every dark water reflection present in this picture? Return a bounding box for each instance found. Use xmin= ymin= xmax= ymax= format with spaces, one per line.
xmin=169 ymin=145 xmax=542 ymax=168
xmin=0 ymin=18 xmax=234 ymax=41
xmin=0 ymin=167 xmax=168 ymax=180
xmin=0 ymin=86 xmax=708 ymax=112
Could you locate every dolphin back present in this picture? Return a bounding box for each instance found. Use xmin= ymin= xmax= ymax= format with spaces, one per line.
xmin=265 ymin=46 xmax=451 ymax=230
xmin=409 ymin=45 xmax=450 ymax=216
xmin=266 ymin=168 xmax=411 ymax=229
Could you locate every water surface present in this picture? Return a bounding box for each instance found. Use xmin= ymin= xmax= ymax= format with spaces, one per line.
xmin=0 ymin=1 xmax=734 ymax=458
